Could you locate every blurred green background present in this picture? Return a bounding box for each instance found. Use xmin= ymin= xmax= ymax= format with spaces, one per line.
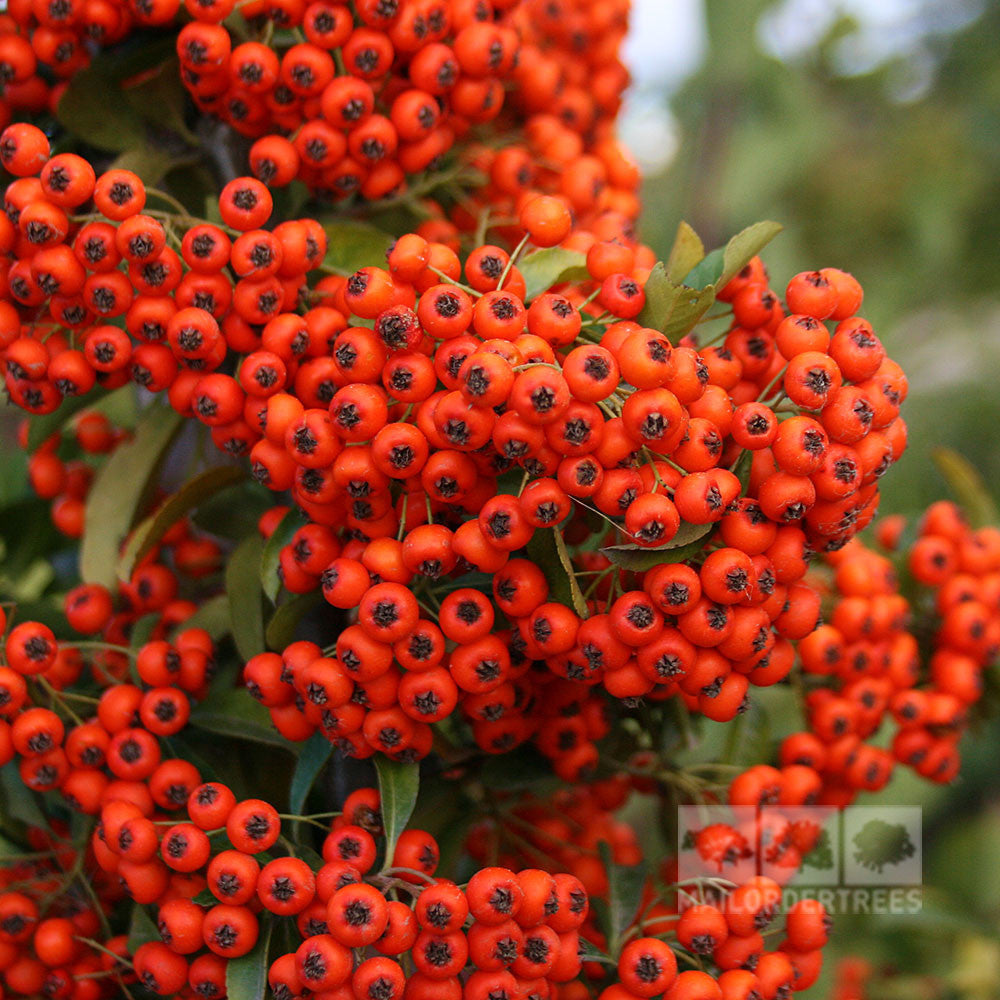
xmin=626 ymin=0 xmax=1000 ymax=994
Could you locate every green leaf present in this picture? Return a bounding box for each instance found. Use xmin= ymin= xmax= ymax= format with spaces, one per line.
xmin=932 ymin=448 xmax=999 ymax=529
xmin=723 ymin=696 xmax=771 ymax=767
xmin=0 ymin=561 xmax=52 ymax=603
xmin=260 ymin=507 xmax=306 ymax=603
xmin=57 ymin=64 xmax=147 ymax=152
xmin=0 ymin=598 xmax=65 ymax=638
xmin=170 ymin=594 xmax=231 ymax=643
xmin=226 ymin=535 xmax=266 ymax=661
xmin=519 ymin=247 xmax=589 ymax=302
xmin=554 ymin=529 xmax=588 ymax=617
xmin=93 ymin=383 xmax=140 ymax=429
xmin=126 ymin=904 xmax=160 ymax=953
xmin=717 ymin=220 xmax=783 ymax=292
xmin=96 ymin=34 xmax=179 ymax=82
xmin=578 ymin=937 xmax=615 ymax=965
xmin=266 ymin=592 xmax=321 ymax=651
xmin=109 ymin=147 xmax=178 ymax=187
xmin=601 ymin=521 xmax=714 ymax=571
xmin=375 ymin=757 xmax=419 ymax=871
xmin=226 ymin=916 xmax=272 ymax=1000
xmin=0 ymin=763 xmax=45 ymax=829
xmin=656 ymin=221 xmax=781 ymax=340
xmin=526 ymin=528 xmax=588 ymax=617
xmin=731 ymin=448 xmax=754 ymax=493
xmin=664 ymin=221 xmax=706 ymax=283
xmin=323 ymin=221 xmax=394 ymax=276
xmin=123 ymin=56 xmax=199 ymax=145
xmin=118 ymin=465 xmax=245 ymax=583
xmin=129 ymin=612 xmax=160 ymax=651
xmin=193 ymin=483 xmax=276 ymax=541
xmin=80 ymin=405 xmax=183 ymax=591
xmin=599 ymin=841 xmax=648 ymax=954
xmin=636 ymin=261 xmax=717 ymax=343
xmin=162 ymin=734 xmax=219 ymax=783
xmin=289 ymin=731 xmax=333 ymax=817
xmin=193 ymin=889 xmax=216 ymax=907
xmin=662 ymin=285 xmax=718 ymax=341
xmin=56 ymin=38 xmax=186 ymax=154
xmin=682 ymin=247 xmax=725 ymax=290
xmin=636 ymin=262 xmax=683 ymax=332
xmin=188 ymin=683 xmax=296 ymax=751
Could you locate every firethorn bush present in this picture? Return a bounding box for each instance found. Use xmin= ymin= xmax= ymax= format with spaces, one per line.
xmin=0 ymin=2 xmax=996 ymax=999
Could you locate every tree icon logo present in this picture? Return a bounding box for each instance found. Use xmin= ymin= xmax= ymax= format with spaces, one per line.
xmin=852 ymin=818 xmax=917 ymax=874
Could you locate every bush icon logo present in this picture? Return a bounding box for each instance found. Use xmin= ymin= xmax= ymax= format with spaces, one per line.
xmin=852 ymin=818 xmax=918 ymax=874
xmin=843 ymin=807 xmax=922 ymax=886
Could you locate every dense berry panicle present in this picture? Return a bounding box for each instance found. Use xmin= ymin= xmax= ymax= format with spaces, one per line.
xmin=0 ymin=0 xmax=639 ymax=208
xmin=0 ymin=115 xmax=915 ymax=771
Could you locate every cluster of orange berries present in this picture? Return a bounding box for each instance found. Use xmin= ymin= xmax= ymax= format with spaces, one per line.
xmin=182 ymin=0 xmax=527 ymax=196
xmin=181 ymin=0 xmax=634 ymax=206
xmin=0 ymin=770 xmax=590 ymax=998
xmin=601 ymin=889 xmax=831 ymax=999
xmin=230 ymin=234 xmax=906 ymax=758
xmin=3 ymin=494 xmax=987 ymax=998
xmin=248 ymin=621 xmax=619 ymax=777
xmin=0 ymin=823 xmax=126 ymax=1000
xmin=21 ymin=408 xmax=127 ymax=539
xmin=0 ymin=771 xmax=832 ymax=1000
xmin=0 ymin=584 xmax=599 ymax=999
xmin=712 ymin=500 xmax=999 ymax=830
xmin=0 ymin=0 xmax=130 ymax=130
xmin=259 ymin=848 xmax=593 ymax=1000
xmin=0 ymin=724 xmax=836 ymax=1000
xmin=879 ymin=502 xmax=998 ymax=781
xmin=0 ymin=120 xmax=911 ymax=768
xmin=1 ymin=0 xmax=637 ymax=210
xmin=0 ymin=127 xmax=333 ymax=425
xmin=462 ymin=777 xmax=834 ymax=998
xmin=2 ymin=516 xmax=856 ymax=999
xmin=0 ymin=601 xmax=217 ymax=800
xmin=0 ymin=619 xmax=786 ymax=1000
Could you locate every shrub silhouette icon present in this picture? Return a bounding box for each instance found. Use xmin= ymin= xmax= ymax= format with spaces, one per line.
xmin=852 ymin=819 xmax=917 ymax=874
